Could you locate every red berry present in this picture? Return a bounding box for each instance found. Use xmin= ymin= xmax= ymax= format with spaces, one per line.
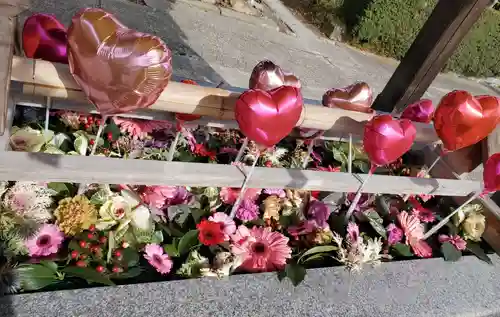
xmin=89 ymin=225 xmax=96 ymax=232
xmin=90 ymin=245 xmax=99 ymax=253
xmin=84 ymin=124 xmax=90 ymax=130
xmin=87 ymin=233 xmax=94 ymax=239
xmin=114 ymin=250 xmax=122 ymax=258
xmin=112 ymin=266 xmax=122 ymax=273
xmin=107 ymin=132 xmax=113 ymax=141
xmin=70 ymin=251 xmax=79 ymax=259
xmin=99 ymin=236 xmax=107 ymax=244
xmin=96 ymin=119 xmax=101 ymax=126
xmin=89 ymin=139 xmax=95 ymax=146
xmin=87 ymin=115 xmax=94 ymax=123
xmin=76 ymin=261 xmax=86 ymax=268
xmin=265 ymin=161 xmax=272 ymax=167
xmin=121 ymin=242 xmax=129 ymax=249
xmin=79 ymin=254 xmax=87 ymax=260
xmin=79 ymin=241 xmax=88 ymax=248
xmin=96 ymin=265 xmax=105 ymax=273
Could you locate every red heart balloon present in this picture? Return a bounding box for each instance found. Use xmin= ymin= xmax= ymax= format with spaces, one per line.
xmin=235 ymin=86 xmax=303 ymax=147
xmin=363 ymin=115 xmax=416 ymax=166
xmin=400 ymin=99 xmax=434 ymax=123
xmin=67 ymin=8 xmax=172 ymax=115
xmin=23 ymin=14 xmax=68 ymax=64
xmin=433 ymin=91 xmax=500 ymax=151
xmin=249 ymin=60 xmax=301 ymax=91
xmin=484 ymin=153 xmax=500 ymax=193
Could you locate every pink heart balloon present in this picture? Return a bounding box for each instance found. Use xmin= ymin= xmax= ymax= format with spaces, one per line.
xmin=363 ymin=115 xmax=416 ymax=166
xmin=400 ymin=99 xmax=434 ymax=123
xmin=235 ymin=86 xmax=303 ymax=147
xmin=484 ymin=153 xmax=500 ymax=193
xmin=249 ymin=60 xmax=301 ymax=91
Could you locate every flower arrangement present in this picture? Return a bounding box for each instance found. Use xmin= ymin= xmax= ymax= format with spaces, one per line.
xmin=0 ymin=106 xmax=491 ymax=295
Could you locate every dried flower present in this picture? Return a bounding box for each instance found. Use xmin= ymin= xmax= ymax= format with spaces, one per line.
xmin=54 ymin=195 xmax=97 ymax=236
xmin=55 ymin=111 xmax=81 ymax=129
xmin=114 ymin=118 xmax=171 ymax=140
xmin=200 ymin=252 xmax=244 ymax=278
xmin=144 ymin=244 xmax=173 ymax=275
xmin=10 ymin=126 xmax=53 ymax=152
xmin=219 ymin=187 xmax=261 ymax=204
xmin=397 ymin=211 xmax=432 ymax=258
xmin=312 ymin=227 xmax=334 ymax=245
xmin=438 ymin=234 xmax=466 ymax=251
xmin=462 ymin=211 xmax=485 ymax=242
xmin=208 ymin=212 xmax=236 ymax=241
xmin=235 ymin=199 xmax=260 ymax=222
xmin=197 ymin=220 xmax=225 ymax=246
xmin=177 ymin=250 xmax=209 ymax=278
xmin=25 ymin=224 xmax=64 ymax=257
xmin=4 ymin=182 xmax=54 ymax=223
xmin=386 ymin=223 xmax=403 ymax=245
xmin=231 ymin=227 xmax=291 ymax=272
xmin=262 ymin=195 xmax=281 ymax=221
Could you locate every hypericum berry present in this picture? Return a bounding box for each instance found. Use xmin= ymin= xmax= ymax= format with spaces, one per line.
xmin=89 ymin=139 xmax=95 ymax=146
xmin=121 ymin=242 xmax=129 ymax=249
xmin=96 ymin=119 xmax=101 ymax=126
xmin=79 ymin=254 xmax=87 ymax=260
xmin=79 ymin=241 xmax=88 ymax=248
xmin=99 ymin=236 xmax=107 ymax=244
xmin=265 ymin=161 xmax=272 ymax=167
xmin=112 ymin=266 xmax=122 ymax=273
xmin=88 ymin=224 xmax=96 ymax=232
xmin=87 ymin=115 xmax=94 ymax=123
xmin=90 ymin=245 xmax=99 ymax=253
xmin=84 ymin=124 xmax=91 ymax=130
xmin=71 ymin=251 xmax=79 ymax=259
xmin=87 ymin=233 xmax=94 ymax=239
xmin=96 ymin=265 xmax=105 ymax=273
xmin=114 ymin=250 xmax=122 ymax=258
xmin=106 ymin=132 xmax=113 ymax=141
xmin=76 ymin=261 xmax=86 ymax=268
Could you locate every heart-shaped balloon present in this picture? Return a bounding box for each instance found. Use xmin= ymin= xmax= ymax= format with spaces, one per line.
xmin=23 ymin=14 xmax=68 ymax=64
xmin=67 ymin=8 xmax=172 ymax=115
xmin=249 ymin=60 xmax=301 ymax=91
xmin=400 ymin=99 xmax=434 ymax=123
xmin=433 ymin=91 xmax=500 ymax=151
xmin=235 ymin=86 xmax=303 ymax=147
xmin=484 ymin=153 xmax=500 ymax=193
xmin=363 ymin=115 xmax=416 ymax=166
xmin=322 ymin=82 xmax=373 ymax=113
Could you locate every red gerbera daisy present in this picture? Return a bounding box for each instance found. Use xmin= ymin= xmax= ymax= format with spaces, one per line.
xmin=196 ymin=220 xmax=225 ymax=246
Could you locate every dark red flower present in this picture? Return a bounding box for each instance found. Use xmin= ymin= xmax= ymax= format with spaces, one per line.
xmin=196 ymin=220 xmax=225 ymax=246
xmin=193 ymin=143 xmax=217 ymax=160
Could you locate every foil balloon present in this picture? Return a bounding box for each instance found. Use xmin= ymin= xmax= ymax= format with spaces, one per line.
xmin=67 ymin=8 xmax=172 ymax=115
xmin=175 ymin=80 xmax=202 ymax=122
xmin=22 ymin=14 xmax=68 ymax=64
xmin=433 ymin=91 xmax=500 ymax=151
xmin=249 ymin=60 xmax=301 ymax=91
xmin=400 ymin=99 xmax=434 ymax=123
xmin=363 ymin=115 xmax=416 ymax=166
xmin=322 ymin=82 xmax=373 ymax=113
xmin=235 ymin=86 xmax=303 ymax=147
xmin=483 ymin=153 xmax=500 ymax=193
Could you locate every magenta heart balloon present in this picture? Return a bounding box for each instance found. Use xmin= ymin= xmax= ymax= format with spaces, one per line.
xmin=400 ymin=99 xmax=434 ymax=123
xmin=363 ymin=115 xmax=416 ymax=166
xmin=484 ymin=153 xmax=500 ymax=193
xmin=235 ymin=86 xmax=303 ymax=147
xmin=23 ymin=14 xmax=68 ymax=64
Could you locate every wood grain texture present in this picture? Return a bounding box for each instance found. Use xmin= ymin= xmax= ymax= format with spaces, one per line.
xmin=0 ymin=16 xmax=15 ymax=135
xmin=10 ymin=57 xmax=440 ymax=143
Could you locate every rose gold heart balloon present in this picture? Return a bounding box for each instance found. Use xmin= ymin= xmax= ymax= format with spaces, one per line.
xmin=67 ymin=8 xmax=172 ymax=115
xmin=322 ymin=82 xmax=374 ymax=113
xmin=235 ymin=86 xmax=303 ymax=147
xmin=433 ymin=91 xmax=500 ymax=151
xmin=249 ymin=60 xmax=301 ymax=91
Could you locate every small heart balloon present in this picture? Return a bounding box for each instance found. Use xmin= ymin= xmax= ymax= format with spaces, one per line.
xmin=67 ymin=8 xmax=172 ymax=115
xmin=484 ymin=153 xmax=500 ymax=193
xmin=400 ymin=99 xmax=434 ymax=123
xmin=322 ymin=82 xmax=373 ymax=113
xmin=363 ymin=115 xmax=416 ymax=166
xmin=22 ymin=14 xmax=68 ymax=64
xmin=249 ymin=60 xmax=301 ymax=91
xmin=235 ymin=86 xmax=303 ymax=147
xmin=433 ymin=91 xmax=500 ymax=151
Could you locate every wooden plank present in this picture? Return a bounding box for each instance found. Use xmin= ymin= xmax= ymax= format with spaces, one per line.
xmin=0 ymin=151 xmax=481 ymax=195
xmin=372 ymin=0 xmax=493 ymax=113
xmin=0 ymin=0 xmax=30 ymax=16
xmin=10 ymin=57 xmax=440 ymax=144
xmin=0 ymin=16 xmax=15 ymax=135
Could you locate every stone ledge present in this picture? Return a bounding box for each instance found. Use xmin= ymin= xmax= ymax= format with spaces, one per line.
xmin=1 ymin=255 xmax=500 ymax=317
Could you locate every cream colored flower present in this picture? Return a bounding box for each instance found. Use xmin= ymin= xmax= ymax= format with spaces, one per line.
xmin=462 ymin=211 xmax=486 ymax=242
xmin=3 ymin=182 xmax=54 ymax=223
xmin=10 ymin=127 xmax=53 ymax=152
xmin=96 ymin=196 xmax=131 ymax=230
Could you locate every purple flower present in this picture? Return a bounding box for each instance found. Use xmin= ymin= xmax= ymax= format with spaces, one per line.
xmin=166 ymin=186 xmax=192 ymax=206
xmin=307 ymin=200 xmax=331 ymax=228
xmin=287 ymin=220 xmax=317 ymax=237
xmin=386 ymin=223 xmax=403 ymax=245
xmin=264 ymin=188 xmax=286 ymax=198
xmin=235 ymin=199 xmax=260 ymax=221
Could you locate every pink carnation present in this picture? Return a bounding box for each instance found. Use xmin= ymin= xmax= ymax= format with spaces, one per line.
xmin=386 ymin=223 xmax=403 ymax=245
xmin=398 ymin=211 xmax=432 ymax=258
xmin=220 ymin=187 xmax=261 ymax=204
xmin=113 ymin=118 xmax=171 ymax=140
xmin=438 ymin=234 xmax=467 ymax=251
xmin=25 ymin=224 xmax=64 ymax=257
xmin=143 ymin=244 xmax=173 ymax=275
xmin=208 ymin=212 xmax=236 ymax=241
xmin=231 ymin=227 xmax=292 ymax=272
xmin=235 ymin=199 xmax=260 ymax=221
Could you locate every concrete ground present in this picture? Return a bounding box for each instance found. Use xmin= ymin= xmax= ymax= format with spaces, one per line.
xmin=22 ymin=0 xmax=498 ymax=106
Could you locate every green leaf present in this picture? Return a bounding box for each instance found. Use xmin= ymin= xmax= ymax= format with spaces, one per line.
xmin=392 ymin=243 xmax=413 ymax=257
xmin=178 ymin=230 xmax=199 ymax=255
xmin=121 ymin=248 xmax=139 ymax=267
xmin=284 ymin=263 xmax=306 ymax=286
xmin=90 ymin=189 xmax=111 ymax=205
xmin=298 ymin=245 xmax=338 ymax=264
xmin=62 ymin=267 xmax=115 ymax=286
xmin=375 ymin=195 xmax=391 ymax=217
xmin=167 ymin=205 xmax=191 ymax=226
xmin=17 ymin=264 xmax=59 ymax=291
xmin=74 ymin=135 xmax=88 ymax=156
xmin=365 ymin=209 xmax=387 ymax=238
xmin=158 ymin=223 xmax=185 ymax=237
xmin=109 ymin=267 xmax=142 ymax=280
xmin=441 ymin=242 xmax=462 ymax=262
xmin=163 ymin=243 xmax=179 ymax=257
xmin=39 ymin=261 xmax=58 ymax=273
xmin=48 ymin=182 xmax=70 ymax=196
xmin=353 ymin=160 xmax=370 ymax=173
xmin=105 ymin=120 xmax=121 ymax=140
xmin=191 ymin=207 xmax=208 ymax=224
xmin=107 ymin=231 xmax=115 ymax=263
xmin=466 ymin=240 xmax=492 ymax=265
xmin=151 ymin=231 xmax=164 ymax=244
xmin=277 ymin=270 xmax=286 ymax=282
xmin=331 ymin=146 xmax=348 ymax=166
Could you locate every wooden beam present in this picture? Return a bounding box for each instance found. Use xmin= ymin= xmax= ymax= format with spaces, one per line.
xmin=0 ymin=16 xmax=15 ymax=135
xmin=10 ymin=57 xmax=440 ymax=144
xmin=0 ymin=151 xmax=481 ymax=195
xmin=372 ymin=0 xmax=493 ymax=113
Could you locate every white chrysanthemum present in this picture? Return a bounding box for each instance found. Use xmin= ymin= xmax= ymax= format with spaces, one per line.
xmin=3 ymin=182 xmax=54 ymax=223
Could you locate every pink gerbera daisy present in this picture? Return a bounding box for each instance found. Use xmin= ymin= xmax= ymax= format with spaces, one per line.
xmin=113 ymin=118 xmax=172 ymax=140
xmin=397 ymin=211 xmax=432 ymax=258
xmin=143 ymin=244 xmax=173 ymax=275
xmin=231 ymin=227 xmax=292 ymax=272
xmin=208 ymin=212 xmax=237 ymax=241
xmin=219 ymin=187 xmax=261 ymax=204
xmin=25 ymin=224 xmax=64 ymax=257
